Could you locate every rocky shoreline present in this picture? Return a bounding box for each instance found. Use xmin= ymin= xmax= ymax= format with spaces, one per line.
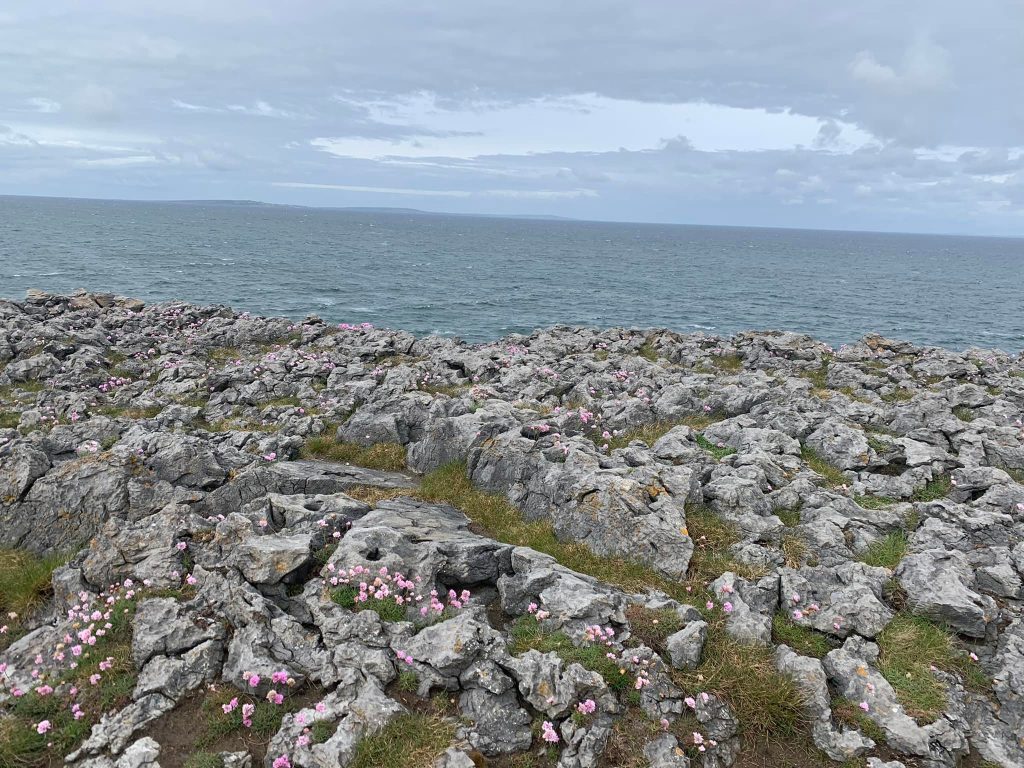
xmin=0 ymin=289 xmax=1022 ymax=768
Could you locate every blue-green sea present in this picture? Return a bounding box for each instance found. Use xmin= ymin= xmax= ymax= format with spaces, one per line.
xmin=2 ymin=195 xmax=1022 ymax=350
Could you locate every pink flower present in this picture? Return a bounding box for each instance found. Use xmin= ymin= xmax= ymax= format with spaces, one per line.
xmin=684 ymin=696 xmax=697 ymax=709
xmin=222 ymin=697 xmax=239 ymax=714
xmin=272 ymin=756 xmax=292 ymax=768
xmin=36 ymin=720 xmax=52 ymax=734
xmin=576 ymin=699 xmax=596 ymax=715
xmin=706 ymin=601 xmax=714 ymax=610
xmin=859 ymin=701 xmax=870 ymax=712
xmin=315 ymin=702 xmax=326 ymax=713
xmin=792 ymin=610 xmax=804 ymax=620
xmin=272 ymin=670 xmax=289 ymax=684
xmin=541 ymin=721 xmax=560 ymax=744
xmin=723 ymin=602 xmax=733 ymax=613
xmin=176 ymin=541 xmax=188 ymax=551
xmin=248 ymin=674 xmax=261 ymax=687
xmin=185 ymin=574 xmax=197 ymax=586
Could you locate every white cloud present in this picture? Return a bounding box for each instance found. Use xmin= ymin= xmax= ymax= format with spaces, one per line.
xmin=313 ymin=93 xmax=875 ymax=161
xmin=272 ymin=182 xmax=596 ymax=199
xmin=26 ymin=97 xmax=61 ymax=114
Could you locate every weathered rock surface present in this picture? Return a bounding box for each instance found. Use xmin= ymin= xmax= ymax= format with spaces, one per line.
xmin=2 ymin=292 xmax=1022 ymax=768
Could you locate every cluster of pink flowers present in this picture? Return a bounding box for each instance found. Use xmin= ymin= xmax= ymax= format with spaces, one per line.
xmin=576 ymin=698 xmax=597 ymax=715
xmin=327 ymin=564 xmax=472 ymax=620
xmin=526 ymin=602 xmax=550 ymax=621
xmin=337 ymin=322 xmax=374 ymax=331
xmin=541 ymin=720 xmax=559 ymax=743
xmin=583 ymin=624 xmax=616 ymax=646
xmin=789 ymin=592 xmax=821 ymax=621
xmin=0 ymin=578 xmax=148 ymax=741
xmin=98 ymin=375 xmax=131 ymax=393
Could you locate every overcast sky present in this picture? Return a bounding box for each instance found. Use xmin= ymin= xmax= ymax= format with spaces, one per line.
xmin=1 ymin=2 xmax=1022 ymax=235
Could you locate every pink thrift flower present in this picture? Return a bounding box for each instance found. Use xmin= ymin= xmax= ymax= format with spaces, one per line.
xmin=859 ymin=701 xmax=870 ymax=712
xmin=723 ymin=601 xmax=734 ymax=613
xmin=248 ymin=674 xmax=261 ymax=687
xmin=36 ymin=720 xmax=52 ymax=734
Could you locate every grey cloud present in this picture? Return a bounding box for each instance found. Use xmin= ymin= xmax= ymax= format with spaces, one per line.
xmin=0 ymin=1 xmax=1021 ymax=233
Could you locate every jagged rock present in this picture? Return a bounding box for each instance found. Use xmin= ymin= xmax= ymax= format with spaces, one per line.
xmin=665 ymin=620 xmax=707 ymax=670
xmin=896 ymin=550 xmax=999 ymax=638
xmin=132 ymin=597 xmax=226 ymax=667
xmin=774 ymin=645 xmax=873 ymax=761
xmin=643 ymin=733 xmax=691 ymax=767
xmin=780 ymin=562 xmax=894 ymax=639
xmin=458 ymin=687 xmax=533 ymax=754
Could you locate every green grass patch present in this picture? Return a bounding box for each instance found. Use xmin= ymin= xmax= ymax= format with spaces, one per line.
xmin=776 ymin=505 xmax=802 ymax=527
xmin=606 ymin=415 xmax=723 ymax=450
xmin=418 ymin=464 xmax=797 ymax=742
xmin=711 ymin=354 xmax=743 ymax=373
xmin=685 ymin=503 xmax=765 ymax=583
xmin=330 ymin=585 xmax=408 ymax=622
xmin=911 ymin=475 xmax=951 ymax=502
xmin=0 ymin=549 xmax=69 ymax=627
xmin=880 ymin=387 xmax=914 ymax=403
xmin=695 ymin=433 xmax=737 ymax=460
xmin=674 ymin=630 xmax=809 ymax=740
xmin=184 ymin=754 xmax=224 ymax=768
xmin=853 ymin=494 xmax=897 ymax=510
xmin=951 ymin=405 xmax=975 ymax=422
xmin=998 ymin=465 xmax=1024 ymax=484
xmin=418 ymin=383 xmax=469 ymax=397
xmin=801 ymin=356 xmax=832 ymax=389
xmin=417 ymin=463 xmax=675 ymax=596
xmin=262 ymin=396 xmax=302 ymax=408
xmin=1 ymin=598 xmax=138 ymax=764
xmin=311 ymin=719 xmax=337 ymax=744
xmin=831 ymin=699 xmax=886 ymax=743
xmin=0 ymin=411 xmax=19 ymax=428
xmin=876 ymin=613 xmax=988 ymax=723
xmin=637 ymin=341 xmax=659 ymax=362
xmin=349 ymin=712 xmax=456 ymax=768
xmin=782 ymin=534 xmax=808 ymax=568
xmin=771 ymin=613 xmax=835 ymax=659
xmin=624 ymin=604 xmax=683 ymax=651
xmin=858 ymin=531 xmax=908 ymax=569
xmin=800 ymin=446 xmax=847 ymax=487
xmin=509 ymin=616 xmax=634 ymax=693
xmin=301 ymin=435 xmax=407 ymax=471
xmin=206 ymin=346 xmax=243 ymax=365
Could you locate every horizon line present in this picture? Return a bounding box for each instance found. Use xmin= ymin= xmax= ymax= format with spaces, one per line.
xmin=2 ymin=191 xmax=1022 ymax=241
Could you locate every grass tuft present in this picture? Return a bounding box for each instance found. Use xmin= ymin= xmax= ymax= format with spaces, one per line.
xmin=858 ymin=531 xmax=908 ymax=569
xmin=183 ymin=754 xmax=224 ymax=768
xmin=775 ymin=504 xmax=803 ymax=527
xmin=695 ymin=433 xmax=737 ymax=460
xmin=800 ymin=446 xmax=847 ymax=488
xmin=951 ymin=405 xmax=975 ymax=422
xmin=832 ymin=699 xmax=886 ymax=743
xmin=772 ymin=613 xmax=836 ymax=659
xmin=711 ymin=354 xmax=744 ymax=373
xmin=637 ymin=341 xmax=659 ymax=362
xmin=0 ymin=549 xmax=69 ymax=638
xmin=330 ymin=585 xmax=408 ymax=622
xmin=349 ymin=712 xmax=456 ymax=768
xmin=876 ymin=613 xmax=989 ymax=723
xmin=301 ymin=435 xmax=407 ymax=471
xmin=911 ymin=475 xmax=951 ymax=502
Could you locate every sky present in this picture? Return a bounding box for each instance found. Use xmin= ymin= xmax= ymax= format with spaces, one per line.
xmin=1 ymin=2 xmax=1022 ymax=235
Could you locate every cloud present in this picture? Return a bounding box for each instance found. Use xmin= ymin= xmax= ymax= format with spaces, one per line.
xmin=68 ymin=84 xmax=118 ymax=121
xmin=272 ymin=182 xmax=596 ymax=199
xmin=0 ymin=1 xmax=1022 ymax=233
xmin=26 ymin=98 xmax=61 ymax=114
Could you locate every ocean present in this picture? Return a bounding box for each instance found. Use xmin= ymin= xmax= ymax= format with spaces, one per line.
xmin=2 ymin=195 xmax=1022 ymax=351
